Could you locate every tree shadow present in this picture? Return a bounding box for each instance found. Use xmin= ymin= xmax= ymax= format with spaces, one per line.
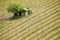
xmin=0 ymin=16 xmax=24 ymax=21
xmin=9 ymin=16 xmax=24 ymax=20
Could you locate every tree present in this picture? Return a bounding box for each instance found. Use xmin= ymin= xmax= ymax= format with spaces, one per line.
xmin=7 ymin=3 xmax=32 ymax=17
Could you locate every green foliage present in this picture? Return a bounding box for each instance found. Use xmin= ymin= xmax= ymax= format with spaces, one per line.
xmin=7 ymin=2 xmax=32 ymax=17
xmin=28 ymin=9 xmax=32 ymax=15
xmin=7 ymin=2 xmax=24 ymax=13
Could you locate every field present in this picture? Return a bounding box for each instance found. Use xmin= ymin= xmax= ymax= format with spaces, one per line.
xmin=0 ymin=0 xmax=60 ymax=40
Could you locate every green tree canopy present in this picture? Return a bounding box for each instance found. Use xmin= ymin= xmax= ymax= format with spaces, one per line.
xmin=7 ymin=2 xmax=24 ymax=13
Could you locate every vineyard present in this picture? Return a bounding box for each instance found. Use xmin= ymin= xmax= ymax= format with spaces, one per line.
xmin=0 ymin=0 xmax=60 ymax=40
